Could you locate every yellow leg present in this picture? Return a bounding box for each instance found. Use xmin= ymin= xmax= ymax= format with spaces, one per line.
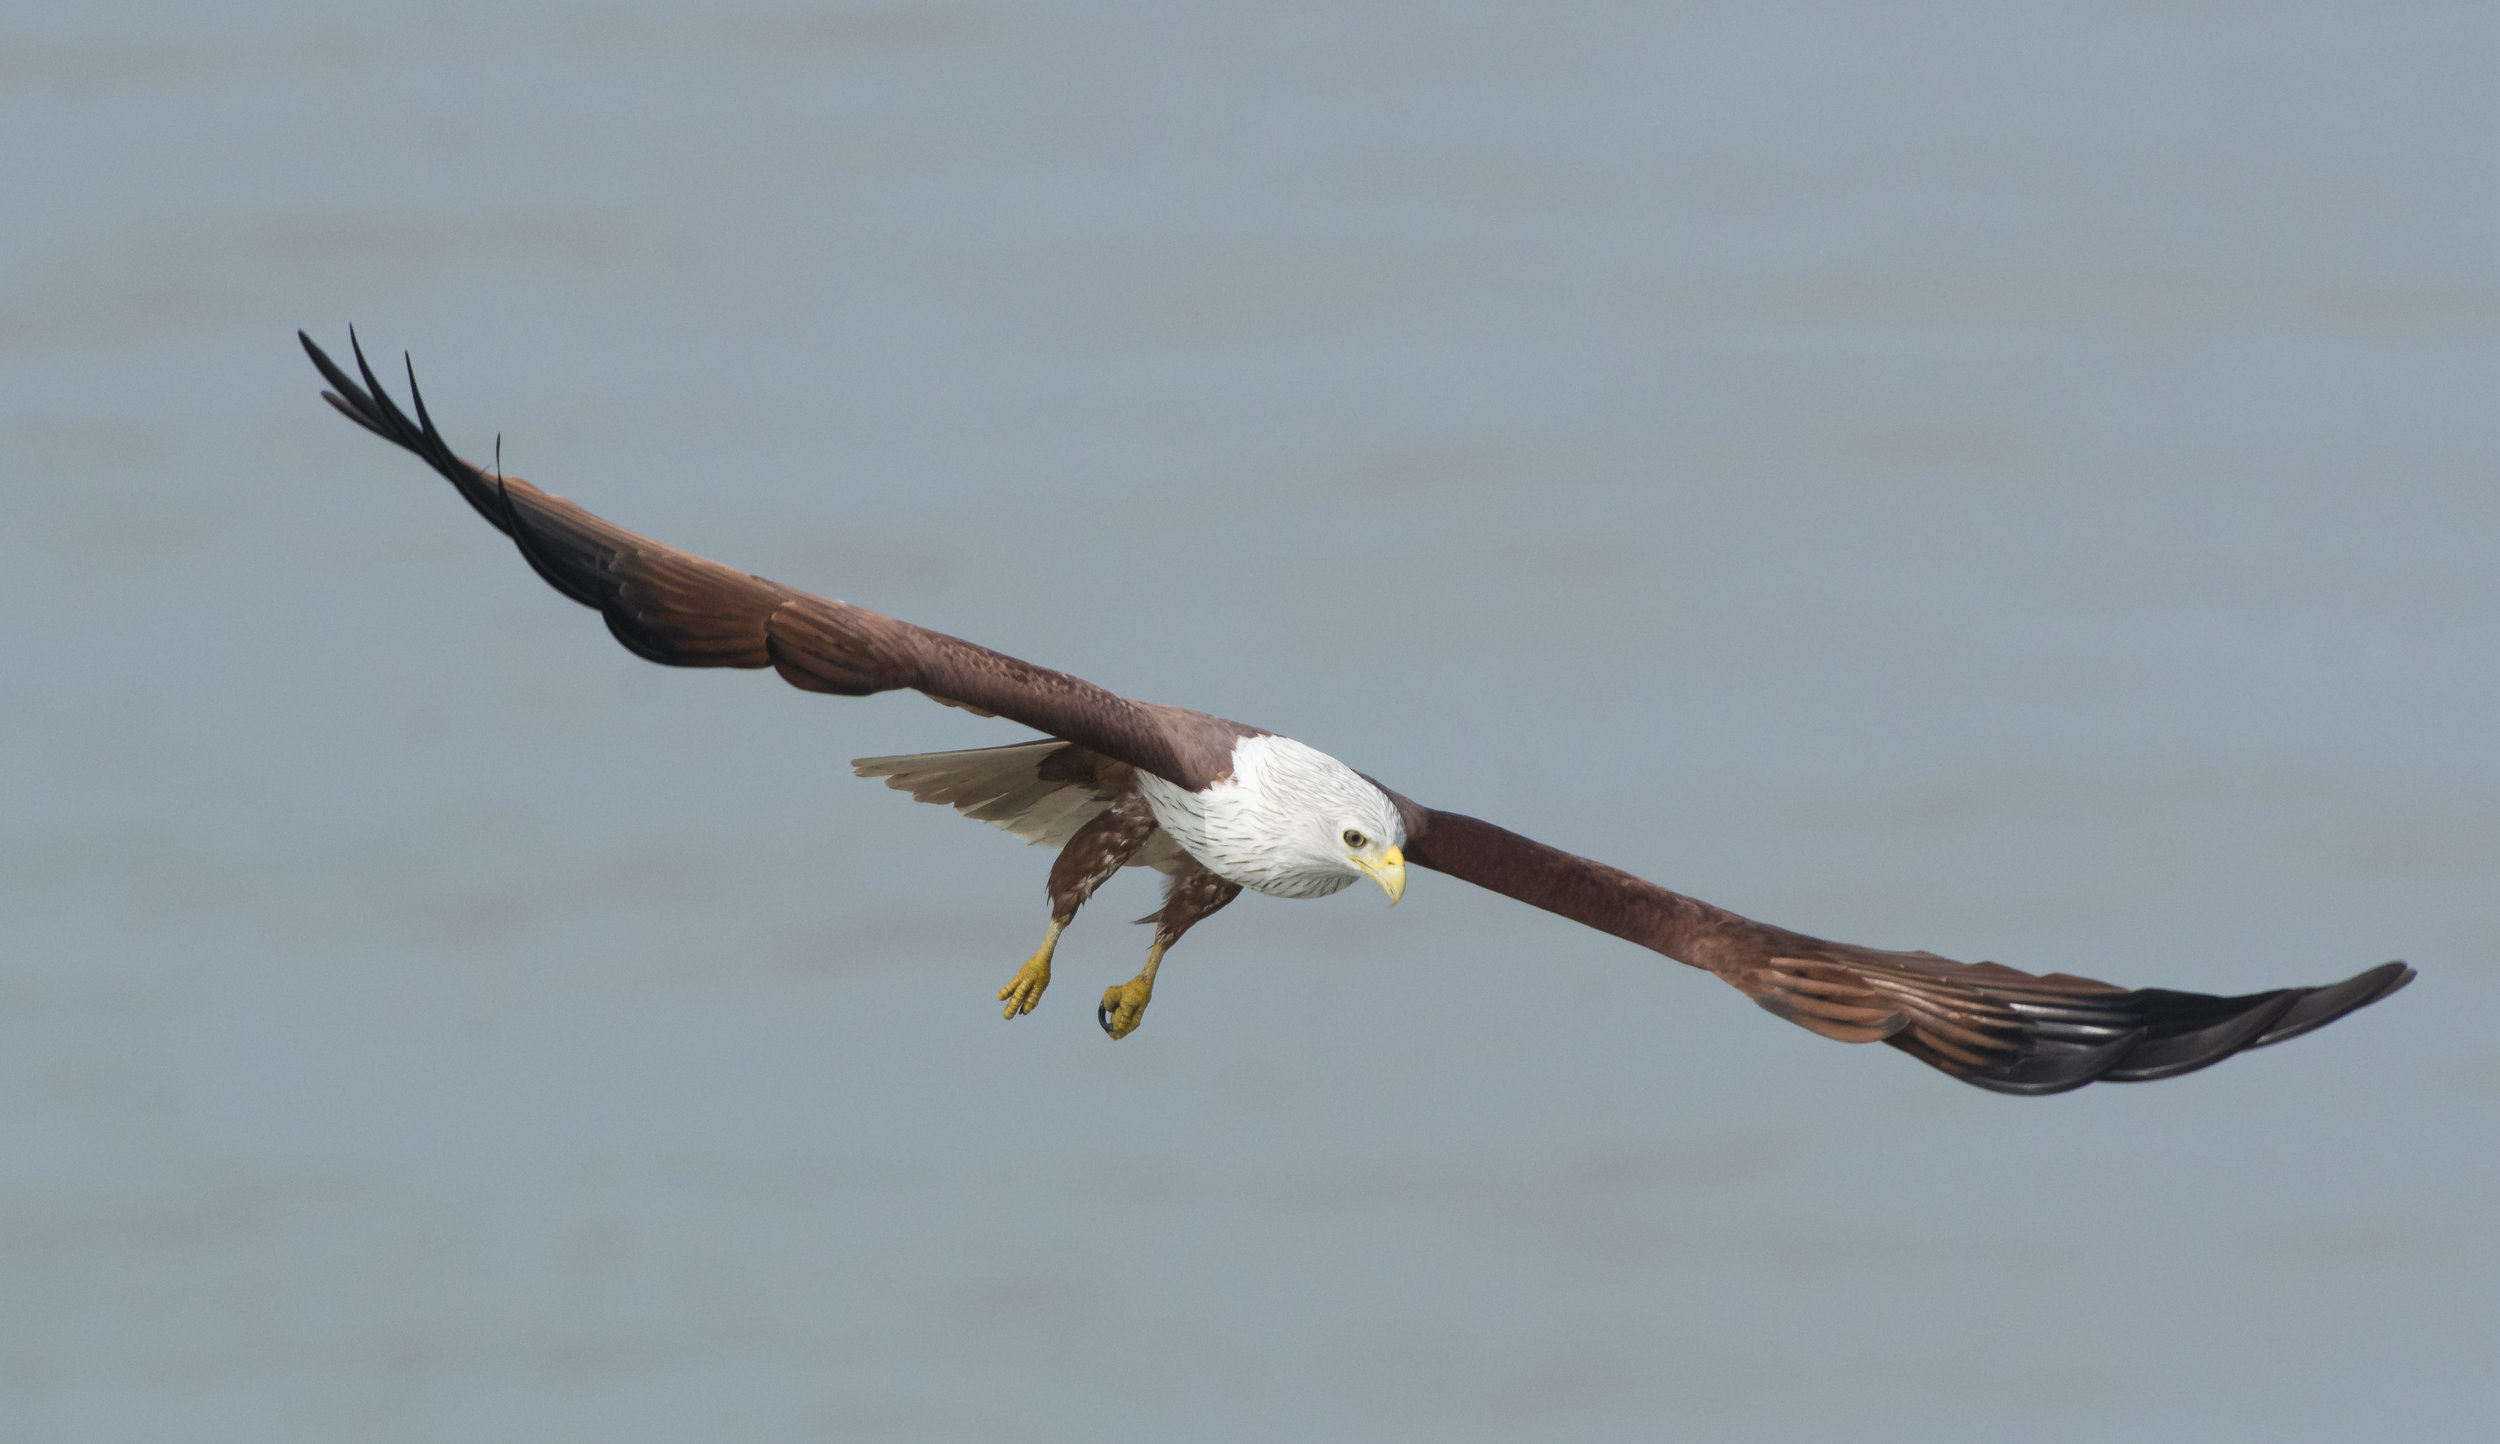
xmin=1097 ymin=943 xmax=1166 ymax=1039
xmin=998 ymin=920 xmax=1063 ymax=1019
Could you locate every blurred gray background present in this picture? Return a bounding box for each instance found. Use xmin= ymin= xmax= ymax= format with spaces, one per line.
xmin=4 ymin=2 xmax=2494 ymax=1440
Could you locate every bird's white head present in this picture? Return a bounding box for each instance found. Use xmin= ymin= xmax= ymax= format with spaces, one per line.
xmin=1155 ymin=734 xmax=1408 ymax=902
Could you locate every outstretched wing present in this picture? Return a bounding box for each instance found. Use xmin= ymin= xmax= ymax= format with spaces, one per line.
xmin=302 ymin=331 xmax=1255 ymax=790
xmin=1389 ymin=798 xmax=2412 ymax=1094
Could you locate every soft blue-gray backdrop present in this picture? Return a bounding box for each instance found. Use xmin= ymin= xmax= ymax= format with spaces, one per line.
xmin=5 ymin=3 xmax=2494 ymax=1440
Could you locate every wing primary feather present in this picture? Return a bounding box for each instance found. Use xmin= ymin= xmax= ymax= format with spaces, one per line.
xmin=2097 ymin=993 xmax=2302 ymax=1082
xmin=321 ymin=390 xmax=391 ymax=438
xmin=2248 ymin=961 xmax=2413 ymax=1048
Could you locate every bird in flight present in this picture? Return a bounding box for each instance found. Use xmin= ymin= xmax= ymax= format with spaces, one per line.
xmin=302 ymin=331 xmax=2412 ymax=1095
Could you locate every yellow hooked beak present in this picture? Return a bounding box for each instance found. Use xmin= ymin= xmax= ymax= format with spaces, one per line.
xmin=1352 ymin=845 xmax=1407 ymax=906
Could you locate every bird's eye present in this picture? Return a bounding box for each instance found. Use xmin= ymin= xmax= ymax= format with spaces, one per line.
xmin=1343 ymin=829 xmax=1366 ymax=848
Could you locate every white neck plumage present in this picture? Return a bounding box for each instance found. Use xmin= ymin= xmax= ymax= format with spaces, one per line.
xmin=1135 ymin=734 xmax=1408 ymax=900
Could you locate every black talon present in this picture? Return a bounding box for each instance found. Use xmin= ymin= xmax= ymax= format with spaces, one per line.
xmin=1097 ymin=1002 xmax=1116 ymax=1037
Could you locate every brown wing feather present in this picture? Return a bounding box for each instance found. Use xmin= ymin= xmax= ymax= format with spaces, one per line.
xmin=303 ymin=331 xmax=1253 ymax=789
xmin=1389 ymin=798 xmax=2413 ymax=1095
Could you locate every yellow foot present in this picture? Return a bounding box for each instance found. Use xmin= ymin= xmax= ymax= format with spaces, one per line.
xmin=998 ymin=923 xmax=1062 ymax=1019
xmin=1097 ymin=974 xmax=1155 ymax=1039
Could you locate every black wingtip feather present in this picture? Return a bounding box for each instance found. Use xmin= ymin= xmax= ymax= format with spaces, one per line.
xmin=348 ymin=332 xmax=424 ymax=448
xmin=2250 ymin=961 xmax=2413 ymax=1049
xmin=319 ymin=388 xmax=391 ymax=438
xmin=403 ymin=353 xmax=441 ymax=448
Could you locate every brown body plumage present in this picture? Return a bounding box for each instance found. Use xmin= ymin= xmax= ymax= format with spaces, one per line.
xmin=303 ymin=331 xmax=2413 ymax=1094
